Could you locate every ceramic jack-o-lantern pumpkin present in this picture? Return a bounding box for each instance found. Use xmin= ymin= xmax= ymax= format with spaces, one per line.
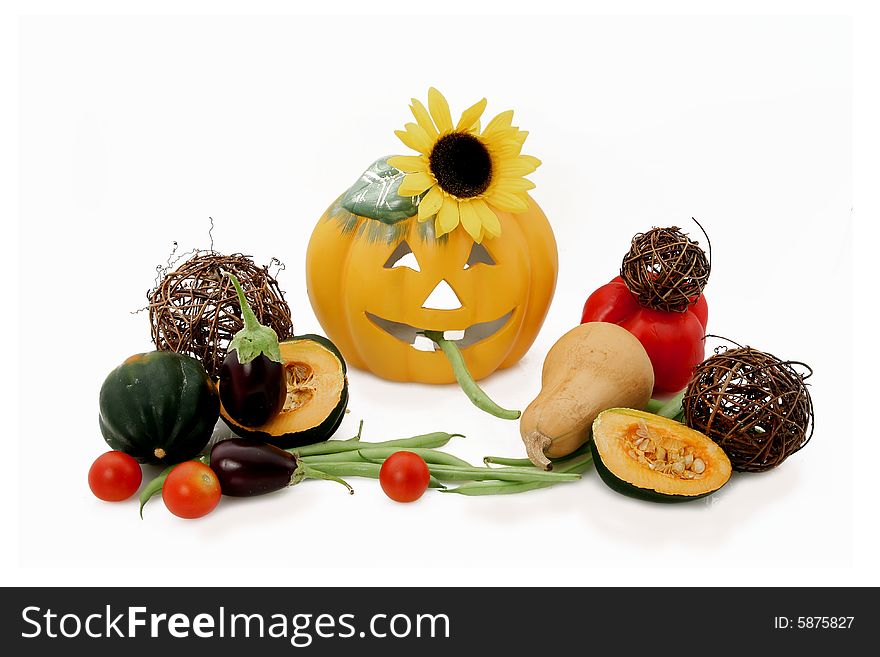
xmin=306 ymin=88 xmax=558 ymax=384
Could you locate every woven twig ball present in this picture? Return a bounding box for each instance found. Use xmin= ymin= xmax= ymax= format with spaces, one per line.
xmin=148 ymin=252 xmax=293 ymax=378
xmin=682 ymin=345 xmax=814 ymax=472
xmin=620 ymin=224 xmax=710 ymax=312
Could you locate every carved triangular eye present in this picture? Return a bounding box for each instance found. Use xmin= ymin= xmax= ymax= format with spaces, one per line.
xmin=384 ymin=240 xmax=421 ymax=272
xmin=463 ymin=242 xmax=495 ymax=269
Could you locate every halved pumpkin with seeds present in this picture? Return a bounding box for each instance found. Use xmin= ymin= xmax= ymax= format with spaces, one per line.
xmin=220 ymin=335 xmax=348 ymax=449
xmin=590 ymin=408 xmax=731 ymax=503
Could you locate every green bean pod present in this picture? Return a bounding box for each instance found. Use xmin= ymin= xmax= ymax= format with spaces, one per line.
xmin=443 ymin=453 xmax=594 ymax=496
xmin=313 ymin=460 xmax=575 ymax=484
xmin=290 ymin=431 xmax=464 ymax=457
xmin=425 ymin=464 xmax=580 ymax=483
xmin=424 ymin=331 xmax=520 ymax=420
xmin=655 ymin=390 xmax=686 ymax=419
xmin=483 ymin=442 xmax=592 ymax=468
xmin=305 ymin=461 xmax=445 ymax=489
xmin=299 ymin=451 xmax=372 ymax=464
xmin=356 ymin=447 xmax=473 ymax=468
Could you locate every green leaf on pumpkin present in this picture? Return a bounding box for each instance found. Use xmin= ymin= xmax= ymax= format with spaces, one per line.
xmin=341 ymin=156 xmax=423 ymax=224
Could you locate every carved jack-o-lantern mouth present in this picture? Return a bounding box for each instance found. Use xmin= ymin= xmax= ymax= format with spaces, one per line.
xmin=366 ymin=310 xmax=515 ymax=352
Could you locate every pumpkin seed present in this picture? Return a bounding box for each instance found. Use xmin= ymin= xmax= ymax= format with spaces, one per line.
xmin=684 ymin=453 xmax=694 ymax=468
xmin=692 ymin=458 xmax=706 ymax=474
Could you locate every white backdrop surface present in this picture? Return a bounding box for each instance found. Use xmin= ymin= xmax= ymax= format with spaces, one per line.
xmin=13 ymin=10 xmax=855 ymax=585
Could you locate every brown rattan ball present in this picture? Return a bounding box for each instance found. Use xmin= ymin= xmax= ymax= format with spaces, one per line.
xmin=148 ymin=252 xmax=293 ymax=378
xmin=682 ymin=346 xmax=813 ymax=472
xmin=620 ymin=224 xmax=710 ymax=312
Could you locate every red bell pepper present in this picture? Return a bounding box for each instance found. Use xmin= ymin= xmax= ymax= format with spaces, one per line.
xmin=581 ymin=276 xmax=708 ymax=393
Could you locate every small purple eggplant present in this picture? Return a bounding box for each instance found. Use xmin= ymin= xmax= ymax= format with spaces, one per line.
xmin=210 ymin=438 xmax=352 ymax=497
xmin=220 ymin=351 xmax=286 ymax=427
xmin=219 ymin=273 xmax=287 ymax=427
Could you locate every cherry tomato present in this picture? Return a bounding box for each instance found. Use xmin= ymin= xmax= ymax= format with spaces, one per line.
xmin=89 ymin=451 xmax=143 ymax=502
xmin=379 ymin=451 xmax=430 ymax=503
xmin=162 ymin=461 xmax=221 ymax=519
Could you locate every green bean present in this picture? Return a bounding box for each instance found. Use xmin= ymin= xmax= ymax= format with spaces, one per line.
xmin=645 ymin=398 xmax=665 ymax=413
xmin=305 ymin=462 xmax=445 ymax=489
xmin=300 ymin=451 xmax=371 ymax=464
xmin=656 ymin=390 xmax=686 ymax=419
xmin=483 ymin=443 xmax=591 ymax=468
xmin=482 ymin=455 xmax=534 ymax=467
xmin=313 ymin=460 xmax=577 ymax=484
xmin=357 ymin=447 xmax=472 ymax=468
xmin=300 ymin=461 xmax=383 ymax=478
xmin=423 ymin=331 xmax=520 ymax=420
xmin=426 ymin=464 xmax=580 ymax=483
xmin=290 ymin=431 xmax=463 ymax=457
xmin=139 ymin=455 xmax=209 ymax=518
xmin=442 ymin=453 xmax=594 ymax=496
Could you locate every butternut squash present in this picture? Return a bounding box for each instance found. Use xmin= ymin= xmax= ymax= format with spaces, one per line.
xmin=520 ymin=322 xmax=654 ymax=469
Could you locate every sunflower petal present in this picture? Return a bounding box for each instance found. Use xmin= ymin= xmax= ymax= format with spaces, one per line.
xmin=487 ymin=189 xmax=529 ymax=213
xmin=520 ymin=154 xmax=542 ymax=169
xmin=496 ymin=154 xmax=541 ymax=177
xmin=495 ymin=178 xmax=536 ymax=193
xmin=428 ymin=87 xmax=453 ymax=133
xmin=468 ymin=118 xmax=481 ymax=134
xmin=436 ymin=198 xmax=460 ymax=236
xmin=395 ymin=123 xmax=433 ymax=154
xmin=489 ymin=139 xmax=525 ymax=159
xmin=456 ymin=97 xmax=487 ymax=132
xmin=387 ymin=155 xmax=428 ymax=173
xmin=458 ymin=201 xmax=483 ymax=242
xmin=398 ymin=172 xmax=435 ymax=196
xmin=483 ymin=110 xmax=515 ymax=137
xmin=417 ymin=185 xmax=444 ymax=222
xmin=472 ymin=199 xmax=502 ymax=238
xmin=410 ymin=99 xmax=438 ymax=139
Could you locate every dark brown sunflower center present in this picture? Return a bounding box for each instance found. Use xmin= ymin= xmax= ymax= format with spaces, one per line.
xmin=428 ymin=132 xmax=492 ymax=198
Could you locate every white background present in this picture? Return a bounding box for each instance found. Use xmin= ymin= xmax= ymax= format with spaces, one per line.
xmin=6 ymin=1 xmax=876 ymax=588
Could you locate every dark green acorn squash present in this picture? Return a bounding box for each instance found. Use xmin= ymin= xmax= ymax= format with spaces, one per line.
xmin=219 ymin=334 xmax=349 ymax=449
xmin=590 ymin=408 xmax=732 ymax=503
xmin=99 ymin=351 xmax=219 ymax=465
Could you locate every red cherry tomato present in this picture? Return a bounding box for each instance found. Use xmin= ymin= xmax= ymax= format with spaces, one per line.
xmin=88 ymin=451 xmax=143 ymax=502
xmin=162 ymin=461 xmax=221 ymax=519
xmin=379 ymin=451 xmax=430 ymax=503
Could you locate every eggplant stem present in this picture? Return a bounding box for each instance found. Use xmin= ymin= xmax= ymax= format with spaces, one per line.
xmin=301 ymin=464 xmax=355 ymax=495
xmin=226 ymin=271 xmax=261 ymax=333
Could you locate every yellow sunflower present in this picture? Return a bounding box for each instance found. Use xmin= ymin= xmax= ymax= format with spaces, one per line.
xmin=387 ymin=88 xmax=541 ymax=243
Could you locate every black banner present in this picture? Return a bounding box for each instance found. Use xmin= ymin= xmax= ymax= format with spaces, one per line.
xmin=1 ymin=587 xmax=871 ymax=654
